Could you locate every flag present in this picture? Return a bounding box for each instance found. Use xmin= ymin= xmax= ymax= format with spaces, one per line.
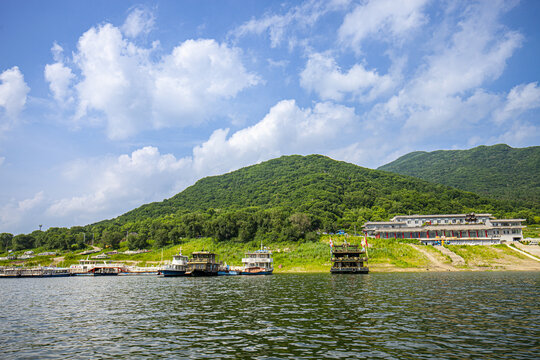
xmin=329 ymin=238 xmax=333 ymax=247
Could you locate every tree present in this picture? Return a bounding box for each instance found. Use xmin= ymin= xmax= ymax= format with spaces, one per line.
xmin=12 ymin=234 xmax=35 ymax=251
xmin=0 ymin=233 xmax=13 ymax=252
xmin=102 ymin=231 xmax=123 ymax=249
xmin=127 ymin=233 xmax=148 ymax=250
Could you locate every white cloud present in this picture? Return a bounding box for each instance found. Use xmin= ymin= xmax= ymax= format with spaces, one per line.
xmin=152 ymin=39 xmax=260 ymax=128
xmin=47 ymin=21 xmax=259 ymax=139
xmin=0 ymin=192 xmax=45 ymax=232
xmin=0 ymin=66 xmax=30 ymax=131
xmin=376 ymin=1 xmax=523 ymax=136
xmin=230 ymin=0 xmax=350 ymax=48
xmin=121 ymin=6 xmax=155 ymax=38
xmin=192 ymin=99 xmax=357 ymax=175
xmin=45 ymin=63 xmax=75 ymax=105
xmin=300 ymin=52 xmax=396 ymax=102
xmin=47 ymin=147 xmax=191 ymax=220
xmin=0 ymin=156 xmax=5 ymax=167
xmin=495 ymin=82 xmax=540 ymax=123
xmin=338 ymin=0 xmax=428 ymax=50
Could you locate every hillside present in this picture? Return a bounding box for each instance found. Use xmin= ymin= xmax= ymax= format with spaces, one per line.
xmin=378 ymin=144 xmax=540 ymax=204
xmin=112 ymin=154 xmax=507 ymax=226
xmin=4 ymin=154 xmax=536 ymax=252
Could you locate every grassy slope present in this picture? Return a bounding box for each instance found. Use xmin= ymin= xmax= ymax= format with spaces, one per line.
xmin=378 ymin=144 xmax=540 ymax=204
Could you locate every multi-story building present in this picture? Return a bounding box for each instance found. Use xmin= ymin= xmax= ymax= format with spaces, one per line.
xmin=363 ymin=213 xmax=524 ymax=245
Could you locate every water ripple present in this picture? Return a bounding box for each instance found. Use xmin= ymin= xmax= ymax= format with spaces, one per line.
xmin=0 ymin=272 xmax=538 ymax=359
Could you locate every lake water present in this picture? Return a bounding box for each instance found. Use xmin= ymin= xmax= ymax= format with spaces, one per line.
xmin=1 ymin=272 xmax=538 ymax=359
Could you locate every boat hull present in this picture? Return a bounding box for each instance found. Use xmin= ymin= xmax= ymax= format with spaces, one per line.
xmin=185 ymin=269 xmax=218 ymax=277
xmin=160 ymin=270 xmax=187 ymax=277
xmin=330 ymin=267 xmax=369 ymax=274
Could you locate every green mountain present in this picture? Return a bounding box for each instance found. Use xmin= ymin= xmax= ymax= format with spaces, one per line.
xmin=6 ymin=154 xmax=537 ymax=252
xmin=111 ymin=154 xmax=518 ymax=227
xmin=378 ymin=144 xmax=540 ymax=204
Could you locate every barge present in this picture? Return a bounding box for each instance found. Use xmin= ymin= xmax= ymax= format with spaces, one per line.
xmin=185 ymin=251 xmax=219 ymax=276
xmin=331 ymin=243 xmax=369 ymax=274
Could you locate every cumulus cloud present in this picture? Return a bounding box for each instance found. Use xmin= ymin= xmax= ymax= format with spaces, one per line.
xmin=338 ymin=0 xmax=428 ymax=50
xmin=47 ymin=147 xmax=191 ymax=219
xmin=192 ymin=99 xmax=357 ymax=175
xmin=46 ymin=20 xmax=259 ymax=139
xmin=0 ymin=66 xmax=30 ymax=131
xmin=300 ymin=52 xmax=396 ymax=102
xmin=0 ymin=192 xmax=45 ymax=232
xmin=45 ymin=44 xmax=76 ymax=106
xmin=121 ymin=6 xmax=155 ymax=38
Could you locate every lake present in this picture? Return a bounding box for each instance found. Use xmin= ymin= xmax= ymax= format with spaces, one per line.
xmin=1 ymin=272 xmax=538 ymax=359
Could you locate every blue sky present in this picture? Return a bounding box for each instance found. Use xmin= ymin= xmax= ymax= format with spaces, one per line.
xmin=1 ymin=0 xmax=539 ymax=234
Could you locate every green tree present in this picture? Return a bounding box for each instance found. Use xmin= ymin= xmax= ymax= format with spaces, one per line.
xmin=0 ymin=233 xmax=13 ymax=252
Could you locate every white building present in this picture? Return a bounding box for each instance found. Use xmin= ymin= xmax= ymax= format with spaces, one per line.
xmin=363 ymin=213 xmax=524 ymax=245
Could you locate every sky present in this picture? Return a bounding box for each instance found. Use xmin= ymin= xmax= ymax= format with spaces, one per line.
xmin=0 ymin=0 xmax=539 ymax=235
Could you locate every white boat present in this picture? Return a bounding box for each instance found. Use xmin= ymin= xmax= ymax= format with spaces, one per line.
xmin=160 ymin=253 xmax=188 ymax=277
xmin=240 ymin=248 xmax=273 ymax=275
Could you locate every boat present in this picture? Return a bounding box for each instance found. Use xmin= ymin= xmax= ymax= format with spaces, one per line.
xmin=239 ymin=248 xmax=273 ymax=275
xmin=185 ymin=251 xmax=219 ymax=276
xmin=0 ymin=266 xmax=71 ymax=278
xmin=330 ymin=243 xmax=369 ymax=274
xmin=69 ymin=259 xmax=123 ymax=276
xmin=160 ymin=253 xmax=189 ymax=277
xmin=119 ymin=265 xmax=160 ymax=276
xmin=217 ymin=263 xmax=240 ymax=276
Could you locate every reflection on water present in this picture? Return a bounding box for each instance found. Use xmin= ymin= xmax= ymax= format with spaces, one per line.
xmin=1 ymin=272 xmax=538 ymax=359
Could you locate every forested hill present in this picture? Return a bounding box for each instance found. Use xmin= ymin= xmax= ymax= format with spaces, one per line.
xmin=107 ymin=154 xmax=523 ymax=227
xmin=378 ymin=144 xmax=540 ymax=204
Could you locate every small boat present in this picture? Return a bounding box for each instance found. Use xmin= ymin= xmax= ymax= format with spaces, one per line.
xmin=160 ymin=253 xmax=189 ymax=277
xmin=217 ymin=263 xmax=240 ymax=276
xmin=239 ymin=248 xmax=273 ymax=275
xmin=185 ymin=251 xmax=219 ymax=276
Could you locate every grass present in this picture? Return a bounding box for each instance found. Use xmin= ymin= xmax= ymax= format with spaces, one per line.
xmin=523 ymin=225 xmax=540 ymax=239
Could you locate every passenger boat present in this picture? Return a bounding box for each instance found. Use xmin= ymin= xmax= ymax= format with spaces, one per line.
xmin=239 ymin=248 xmax=273 ymax=275
xmin=160 ymin=253 xmax=189 ymax=277
xmin=69 ymin=259 xmax=123 ymax=276
xmin=185 ymin=251 xmax=219 ymax=276
xmin=330 ymin=242 xmax=369 ymax=274
xmin=0 ymin=266 xmax=71 ymax=278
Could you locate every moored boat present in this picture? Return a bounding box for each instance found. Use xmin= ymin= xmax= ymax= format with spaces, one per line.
xmin=160 ymin=253 xmax=188 ymax=277
xmin=69 ymin=259 xmax=123 ymax=276
xmin=239 ymin=248 xmax=273 ymax=275
xmin=330 ymin=242 xmax=369 ymax=274
xmin=185 ymin=251 xmax=219 ymax=276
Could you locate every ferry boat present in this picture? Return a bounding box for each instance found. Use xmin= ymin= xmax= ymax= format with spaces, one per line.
xmin=239 ymin=248 xmax=273 ymax=275
xmin=69 ymin=259 xmax=123 ymax=276
xmin=185 ymin=251 xmax=219 ymax=276
xmin=330 ymin=243 xmax=369 ymax=274
xmin=160 ymin=253 xmax=188 ymax=277
xmin=0 ymin=266 xmax=71 ymax=278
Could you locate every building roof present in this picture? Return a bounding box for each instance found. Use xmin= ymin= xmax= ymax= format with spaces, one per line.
xmin=363 ymin=221 xmax=406 ymax=225
xmin=391 ymin=213 xmax=492 ymax=220
xmin=490 ymin=219 xmax=526 ymax=222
